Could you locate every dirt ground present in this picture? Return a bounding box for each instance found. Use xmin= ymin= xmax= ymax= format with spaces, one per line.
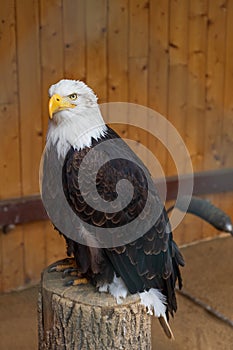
xmin=0 ymin=235 xmax=232 ymax=350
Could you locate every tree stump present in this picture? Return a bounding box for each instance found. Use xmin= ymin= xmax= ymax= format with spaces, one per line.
xmin=38 ymin=259 xmax=152 ymax=350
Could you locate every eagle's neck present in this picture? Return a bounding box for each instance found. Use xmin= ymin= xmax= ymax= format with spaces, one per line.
xmin=46 ymin=106 xmax=107 ymax=159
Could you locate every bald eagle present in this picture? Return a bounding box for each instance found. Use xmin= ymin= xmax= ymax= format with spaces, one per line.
xmin=42 ymin=79 xmax=185 ymax=339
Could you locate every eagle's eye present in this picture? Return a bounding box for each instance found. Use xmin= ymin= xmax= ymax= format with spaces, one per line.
xmin=68 ymin=93 xmax=78 ymax=100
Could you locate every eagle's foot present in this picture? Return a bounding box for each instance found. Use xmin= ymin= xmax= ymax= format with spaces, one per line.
xmin=62 ymin=267 xmax=79 ymax=278
xmin=48 ymin=259 xmax=89 ymax=286
xmin=48 ymin=258 xmax=77 ymax=273
xmin=65 ymin=277 xmax=89 ymax=287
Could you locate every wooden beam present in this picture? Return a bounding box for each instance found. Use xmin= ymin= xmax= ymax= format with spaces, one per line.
xmin=0 ymin=195 xmax=47 ymax=228
xmin=163 ymin=168 xmax=233 ymax=201
xmin=0 ymin=169 xmax=232 ymax=228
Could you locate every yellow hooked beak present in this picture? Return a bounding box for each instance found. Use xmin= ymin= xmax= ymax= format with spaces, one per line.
xmin=49 ymin=94 xmax=76 ymax=119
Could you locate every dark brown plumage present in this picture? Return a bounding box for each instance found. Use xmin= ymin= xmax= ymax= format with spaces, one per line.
xmin=62 ymin=126 xmax=185 ymax=318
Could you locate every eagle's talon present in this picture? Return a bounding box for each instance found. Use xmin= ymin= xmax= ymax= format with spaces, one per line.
xmin=65 ymin=277 xmax=89 ymax=287
xmin=48 ymin=258 xmax=77 ymax=273
xmin=65 ymin=279 xmax=76 ymax=287
xmin=62 ymin=267 xmax=79 ymax=278
xmin=48 ymin=265 xmax=59 ymax=273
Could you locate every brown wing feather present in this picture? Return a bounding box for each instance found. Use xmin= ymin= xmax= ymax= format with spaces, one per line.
xmin=62 ymin=127 xmax=184 ymax=316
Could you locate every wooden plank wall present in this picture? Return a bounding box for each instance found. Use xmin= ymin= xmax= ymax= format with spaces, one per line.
xmin=0 ymin=0 xmax=232 ymax=292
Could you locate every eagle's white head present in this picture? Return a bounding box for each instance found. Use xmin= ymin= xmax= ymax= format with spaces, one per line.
xmin=46 ymin=79 xmax=107 ymax=158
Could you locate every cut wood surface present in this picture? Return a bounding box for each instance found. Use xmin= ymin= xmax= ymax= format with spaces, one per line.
xmin=38 ymin=259 xmax=151 ymax=350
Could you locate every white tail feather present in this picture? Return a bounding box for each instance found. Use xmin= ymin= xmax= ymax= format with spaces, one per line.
xmin=98 ymin=274 xmax=128 ymax=304
xmin=139 ymin=288 xmax=174 ymax=339
xmin=139 ymin=289 xmax=167 ymax=317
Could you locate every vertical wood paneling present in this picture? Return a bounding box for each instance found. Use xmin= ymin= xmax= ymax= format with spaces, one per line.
xmin=222 ymin=0 xmax=233 ymax=170
xmin=220 ymin=1 xmax=233 ymax=224
xmin=40 ymin=0 xmax=64 ymax=139
xmin=108 ymin=0 xmax=128 ymax=102
xmin=128 ymin=0 xmax=149 ymax=164
xmin=129 ymin=57 xmax=148 ymax=105
xmin=0 ymin=1 xmax=21 ymax=198
xmin=148 ymin=0 xmax=169 ymax=115
xmin=205 ymin=0 xmax=226 ymax=171
xmin=179 ymin=0 xmax=208 ymax=244
xmin=0 ymin=0 xmax=24 ymax=292
xmin=129 ymin=0 xmax=149 ymax=105
xmin=16 ymin=0 xmax=42 ymax=195
xmin=129 ymin=0 xmax=149 ymax=58
xmin=40 ymin=0 xmax=66 ymax=267
xmin=148 ymin=0 xmax=169 ymax=179
xmin=187 ymin=0 xmax=208 ymax=172
xmin=16 ymin=0 xmax=46 ymax=286
xmin=86 ymin=0 xmax=107 ymax=102
xmin=107 ymin=0 xmax=128 ymax=136
xmin=108 ymin=0 xmax=128 ymax=103
xmin=63 ymin=0 xmax=86 ymax=80
xmin=167 ymin=0 xmax=189 ymax=176
xmin=203 ymin=0 xmax=227 ymax=239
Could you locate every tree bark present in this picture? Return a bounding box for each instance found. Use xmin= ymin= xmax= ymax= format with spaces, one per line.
xmin=38 ymin=259 xmax=152 ymax=350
